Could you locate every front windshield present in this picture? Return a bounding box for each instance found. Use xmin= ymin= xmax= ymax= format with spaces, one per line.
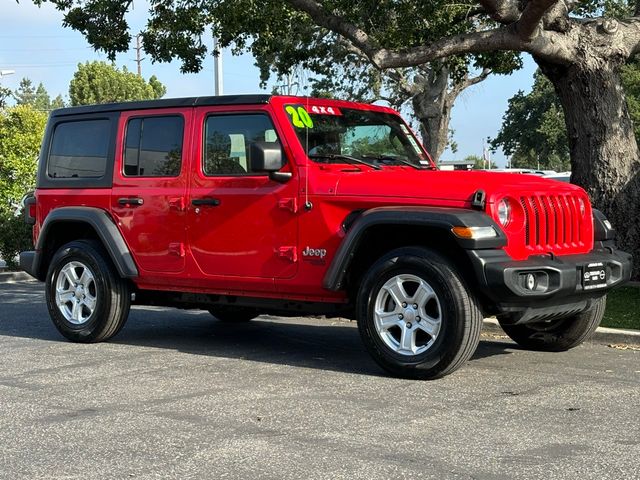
xmin=285 ymin=104 xmax=430 ymax=168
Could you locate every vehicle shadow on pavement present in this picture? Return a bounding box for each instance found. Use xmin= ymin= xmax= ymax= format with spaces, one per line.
xmin=0 ymin=283 xmax=515 ymax=377
xmin=113 ymin=312 xmax=515 ymax=377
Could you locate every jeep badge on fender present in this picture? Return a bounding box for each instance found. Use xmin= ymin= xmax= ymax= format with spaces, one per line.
xmin=19 ymin=95 xmax=632 ymax=380
xmin=302 ymin=246 xmax=327 ymax=259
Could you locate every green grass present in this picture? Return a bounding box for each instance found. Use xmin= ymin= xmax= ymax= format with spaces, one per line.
xmin=601 ymin=286 xmax=640 ymax=330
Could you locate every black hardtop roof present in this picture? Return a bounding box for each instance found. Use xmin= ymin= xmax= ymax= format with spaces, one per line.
xmin=51 ymin=94 xmax=272 ymax=117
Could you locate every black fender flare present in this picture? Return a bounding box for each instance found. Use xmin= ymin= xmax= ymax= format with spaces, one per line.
xmin=323 ymin=206 xmax=506 ymax=291
xmin=32 ymin=207 xmax=138 ymax=280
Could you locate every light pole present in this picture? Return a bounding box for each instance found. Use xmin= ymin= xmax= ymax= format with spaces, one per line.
xmin=0 ymin=69 xmax=15 ymax=79
xmin=212 ymin=37 xmax=223 ymax=96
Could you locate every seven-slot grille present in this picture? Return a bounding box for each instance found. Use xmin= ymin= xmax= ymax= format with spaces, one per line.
xmin=520 ymin=194 xmax=584 ymax=252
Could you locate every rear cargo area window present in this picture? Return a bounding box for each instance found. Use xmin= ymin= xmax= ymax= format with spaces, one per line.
xmin=124 ymin=116 xmax=184 ymax=177
xmin=48 ymin=120 xmax=110 ymax=178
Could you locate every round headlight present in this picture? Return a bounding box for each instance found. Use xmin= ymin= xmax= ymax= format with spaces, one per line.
xmin=497 ymin=198 xmax=511 ymax=226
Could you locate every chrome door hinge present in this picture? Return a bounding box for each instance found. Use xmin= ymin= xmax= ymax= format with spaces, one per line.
xmin=168 ymin=242 xmax=185 ymax=257
xmin=276 ymin=246 xmax=298 ymax=262
xmin=278 ymin=197 xmax=298 ymax=213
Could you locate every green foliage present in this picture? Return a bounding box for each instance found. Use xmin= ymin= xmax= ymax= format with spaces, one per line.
xmin=69 ymin=61 xmax=166 ymax=106
xmin=14 ymin=77 xmax=66 ymax=111
xmin=0 ymin=105 xmax=47 ymax=269
xmin=36 ymin=1 xmax=519 ymax=99
xmin=601 ymin=287 xmax=640 ymax=330
xmin=0 ymin=212 xmax=33 ymax=270
xmin=490 ymin=71 xmax=570 ymax=171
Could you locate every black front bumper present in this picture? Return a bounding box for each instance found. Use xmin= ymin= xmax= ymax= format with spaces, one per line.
xmin=468 ymin=244 xmax=633 ymax=324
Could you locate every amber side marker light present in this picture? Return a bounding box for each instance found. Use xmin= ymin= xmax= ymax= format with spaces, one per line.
xmin=451 ymin=226 xmax=498 ymax=240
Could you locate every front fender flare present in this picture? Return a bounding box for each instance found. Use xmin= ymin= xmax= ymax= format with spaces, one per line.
xmin=323 ymin=206 xmax=506 ymax=291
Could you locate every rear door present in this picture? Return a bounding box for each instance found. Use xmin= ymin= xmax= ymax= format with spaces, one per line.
xmin=111 ymin=109 xmax=191 ymax=274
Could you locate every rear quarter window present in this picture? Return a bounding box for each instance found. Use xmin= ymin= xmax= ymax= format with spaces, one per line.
xmin=48 ymin=119 xmax=110 ymax=178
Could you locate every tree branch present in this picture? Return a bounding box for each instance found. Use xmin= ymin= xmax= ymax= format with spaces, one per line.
xmin=285 ymin=0 xmax=574 ymax=69
xmin=515 ymin=0 xmax=560 ymax=41
xmin=619 ymin=17 xmax=640 ymax=56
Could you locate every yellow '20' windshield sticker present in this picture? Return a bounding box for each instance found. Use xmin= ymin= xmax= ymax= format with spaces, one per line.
xmin=285 ymin=105 xmax=314 ymax=129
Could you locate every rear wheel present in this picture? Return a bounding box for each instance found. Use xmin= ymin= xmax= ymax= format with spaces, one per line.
xmin=208 ymin=306 xmax=259 ymax=323
xmin=499 ymin=296 xmax=606 ymax=351
xmin=356 ymin=247 xmax=482 ymax=380
xmin=45 ymin=240 xmax=130 ymax=343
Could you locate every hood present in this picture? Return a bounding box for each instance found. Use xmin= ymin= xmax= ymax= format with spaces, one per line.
xmin=331 ymin=168 xmax=585 ymax=205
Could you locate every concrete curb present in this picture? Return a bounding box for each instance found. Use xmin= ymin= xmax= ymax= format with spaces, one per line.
xmin=482 ymin=318 xmax=640 ymax=346
xmin=0 ymin=271 xmax=34 ymax=283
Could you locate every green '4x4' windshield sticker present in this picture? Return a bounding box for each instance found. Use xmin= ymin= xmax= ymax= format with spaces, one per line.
xmin=285 ymin=105 xmax=314 ymax=129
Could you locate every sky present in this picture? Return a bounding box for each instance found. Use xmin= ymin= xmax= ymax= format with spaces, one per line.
xmin=0 ymin=0 xmax=538 ymax=167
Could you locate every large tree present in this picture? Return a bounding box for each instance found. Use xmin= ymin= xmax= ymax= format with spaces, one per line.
xmin=32 ymin=0 xmax=640 ymax=276
xmin=69 ymin=61 xmax=166 ymax=106
xmin=35 ymin=2 xmax=521 ymax=164
xmin=494 ymin=62 xmax=640 ymax=172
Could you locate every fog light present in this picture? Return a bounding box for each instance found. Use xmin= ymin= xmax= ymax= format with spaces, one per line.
xmin=518 ymin=271 xmax=550 ymax=293
xmin=525 ymin=273 xmax=536 ymax=290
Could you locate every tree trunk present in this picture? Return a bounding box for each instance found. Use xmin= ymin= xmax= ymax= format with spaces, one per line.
xmin=411 ymin=68 xmax=451 ymax=163
xmin=539 ymin=58 xmax=640 ymax=278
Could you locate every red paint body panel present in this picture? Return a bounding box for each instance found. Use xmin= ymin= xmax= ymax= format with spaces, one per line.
xmin=33 ymin=96 xmax=595 ymax=303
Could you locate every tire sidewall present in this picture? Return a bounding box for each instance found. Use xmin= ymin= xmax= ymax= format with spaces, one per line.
xmin=357 ymin=249 xmax=470 ymax=375
xmin=45 ymin=242 xmax=114 ymax=341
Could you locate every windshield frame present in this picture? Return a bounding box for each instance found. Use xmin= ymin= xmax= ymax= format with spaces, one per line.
xmin=281 ymin=102 xmax=435 ymax=169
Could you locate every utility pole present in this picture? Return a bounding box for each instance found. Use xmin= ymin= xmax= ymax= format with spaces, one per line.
xmin=134 ymin=35 xmax=145 ymax=76
xmin=213 ymin=36 xmax=223 ymax=96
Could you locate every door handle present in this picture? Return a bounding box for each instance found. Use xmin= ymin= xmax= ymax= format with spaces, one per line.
xmin=118 ymin=197 xmax=144 ymax=206
xmin=191 ymin=198 xmax=220 ymax=207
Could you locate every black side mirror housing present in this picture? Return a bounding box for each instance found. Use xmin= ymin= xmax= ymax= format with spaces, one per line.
xmin=250 ymin=141 xmax=285 ymax=172
xmin=250 ymin=141 xmax=291 ymax=183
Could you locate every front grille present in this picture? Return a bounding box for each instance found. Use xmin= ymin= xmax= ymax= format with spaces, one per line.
xmin=520 ymin=194 xmax=584 ymax=252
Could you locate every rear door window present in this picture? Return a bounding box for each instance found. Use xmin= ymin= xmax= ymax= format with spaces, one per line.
xmin=123 ymin=116 xmax=184 ymax=177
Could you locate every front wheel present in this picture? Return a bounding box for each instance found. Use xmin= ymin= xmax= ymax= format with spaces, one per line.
xmin=356 ymin=247 xmax=483 ymax=380
xmin=499 ymin=296 xmax=606 ymax=351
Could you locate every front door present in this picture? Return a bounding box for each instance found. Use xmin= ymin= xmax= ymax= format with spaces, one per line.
xmin=187 ymin=106 xmax=298 ymax=283
xmin=111 ymin=109 xmax=191 ymax=274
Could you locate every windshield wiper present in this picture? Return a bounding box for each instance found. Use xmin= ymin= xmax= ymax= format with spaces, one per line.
xmin=360 ymin=154 xmax=422 ymax=170
xmin=308 ymin=153 xmax=382 ymax=170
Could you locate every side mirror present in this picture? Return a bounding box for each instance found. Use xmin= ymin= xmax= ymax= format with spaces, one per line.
xmin=250 ymin=141 xmax=285 ymax=172
xmin=250 ymin=141 xmax=291 ymax=183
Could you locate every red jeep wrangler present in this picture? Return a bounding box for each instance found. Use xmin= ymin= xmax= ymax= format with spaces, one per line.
xmin=20 ymin=95 xmax=632 ymax=379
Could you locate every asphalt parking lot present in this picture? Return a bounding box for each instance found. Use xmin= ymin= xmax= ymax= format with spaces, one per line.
xmin=0 ymin=280 xmax=638 ymax=479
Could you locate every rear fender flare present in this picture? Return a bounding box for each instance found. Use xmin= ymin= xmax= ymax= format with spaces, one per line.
xmin=33 ymin=207 xmax=138 ymax=280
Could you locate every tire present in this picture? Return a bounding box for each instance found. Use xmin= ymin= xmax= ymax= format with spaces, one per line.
xmin=45 ymin=240 xmax=131 ymax=343
xmin=208 ymin=306 xmax=259 ymax=323
xmin=356 ymin=247 xmax=483 ymax=380
xmin=499 ymin=296 xmax=606 ymax=352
